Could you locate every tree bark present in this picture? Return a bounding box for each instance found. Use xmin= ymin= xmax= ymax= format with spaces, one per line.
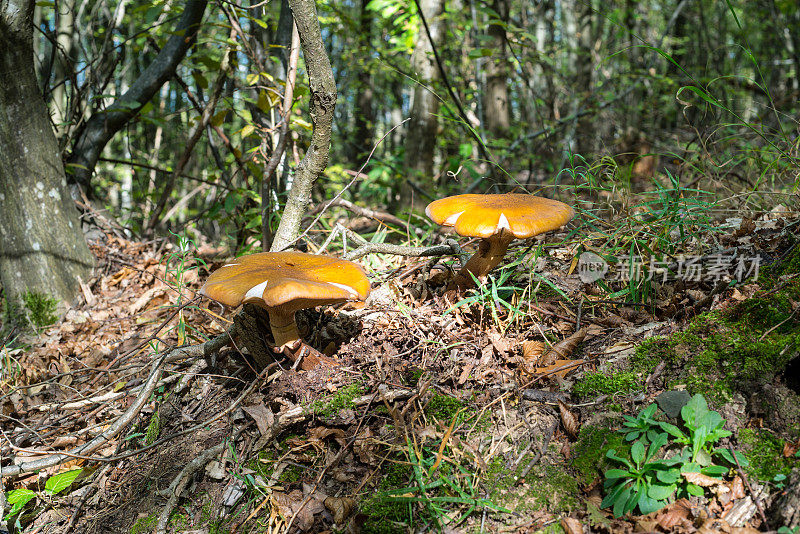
xmin=67 ymin=0 xmax=207 ymax=195
xmin=484 ymin=0 xmax=510 ymax=137
xmin=270 ymin=0 xmax=337 ymax=252
xmin=400 ymin=0 xmax=445 ymax=209
xmin=0 ymin=0 xmax=94 ymax=305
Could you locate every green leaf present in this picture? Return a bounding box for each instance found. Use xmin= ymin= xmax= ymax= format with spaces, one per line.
xmin=257 ymin=90 xmax=272 ymax=114
xmin=658 ymin=422 xmax=687 ymax=440
xmin=601 ymin=482 xmax=627 ymax=509
xmin=605 ymin=469 xmax=632 ymax=480
xmin=467 ymin=48 xmax=494 ymax=59
xmin=676 ymin=86 xmax=724 ymax=110
xmin=647 ymin=483 xmax=676 ymax=501
xmin=605 ymin=449 xmax=633 ymax=469
xmin=701 ymin=465 xmax=728 ymax=478
xmin=224 ymin=192 xmax=240 ymax=213
xmin=631 ymin=441 xmax=645 ymax=466
xmin=6 ymin=488 xmax=36 ymax=505
xmin=638 ymin=492 xmax=666 ymax=515
xmin=686 ymin=483 xmax=704 ymax=496
xmin=656 ymin=468 xmax=681 ymax=484
xmin=5 ymin=488 xmax=37 ymax=520
xmin=613 ymin=486 xmax=632 ymax=518
xmin=240 ymin=124 xmax=256 ymax=138
xmin=45 ymin=469 xmax=83 ymax=495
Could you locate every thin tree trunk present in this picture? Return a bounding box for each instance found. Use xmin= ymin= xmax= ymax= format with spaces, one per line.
xmin=484 ymin=0 xmax=510 ymax=137
xmin=0 ymin=0 xmax=94 ymax=305
xmin=349 ymin=0 xmax=375 ymax=164
xmin=270 ymin=0 xmax=337 ymax=252
xmin=400 ymin=0 xmax=445 ymax=208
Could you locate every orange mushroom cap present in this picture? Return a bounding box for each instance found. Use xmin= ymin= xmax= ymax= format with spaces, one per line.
xmin=199 ymin=251 xmax=370 ymax=314
xmin=425 ymin=193 xmax=574 ymax=239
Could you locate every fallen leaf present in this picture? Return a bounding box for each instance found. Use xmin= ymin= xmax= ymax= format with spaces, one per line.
xmin=324 ymin=496 xmax=356 ymax=524
xmin=558 ymin=400 xmax=579 ymax=439
xmin=560 ymin=516 xmax=583 ymax=534
xmin=242 ymin=403 xmax=275 ymax=437
xmin=540 ymin=328 xmax=586 ymax=366
xmin=683 ymin=471 xmax=724 ymax=487
xmin=534 ymin=359 xmax=584 ymax=379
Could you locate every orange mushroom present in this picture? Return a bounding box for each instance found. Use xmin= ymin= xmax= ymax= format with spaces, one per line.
xmin=200 ymin=251 xmax=370 ymax=369
xmin=425 ymin=193 xmax=574 ymax=290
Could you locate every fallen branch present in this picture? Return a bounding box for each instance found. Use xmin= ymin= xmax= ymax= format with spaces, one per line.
xmin=1 ymin=333 xmax=230 ymax=477
xmin=317 ymin=222 xmax=467 ymax=265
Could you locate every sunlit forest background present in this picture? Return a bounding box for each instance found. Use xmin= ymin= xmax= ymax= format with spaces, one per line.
xmin=32 ymin=0 xmax=800 ymax=249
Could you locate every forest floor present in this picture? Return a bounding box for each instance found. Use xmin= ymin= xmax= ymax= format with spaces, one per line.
xmin=2 ymin=199 xmax=800 ymax=534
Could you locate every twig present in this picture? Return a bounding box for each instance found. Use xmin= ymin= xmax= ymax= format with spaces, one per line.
xmin=261 ymin=21 xmax=300 ymax=249
xmin=1 ymin=333 xmax=230 ymax=477
xmin=64 ymin=464 xmax=113 ymax=534
xmin=733 ymin=452 xmax=769 ymax=528
xmin=2 ymin=351 xmax=169 ymax=477
xmin=513 ymin=420 xmax=557 ymax=485
xmin=317 ymin=222 xmax=466 ymax=264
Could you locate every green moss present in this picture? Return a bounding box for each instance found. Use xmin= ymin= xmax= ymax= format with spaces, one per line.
xmin=483 ymin=444 xmax=582 ymax=514
xmin=425 ymin=394 xmax=464 ymax=421
xmin=21 ymin=291 xmax=59 ymax=328
xmin=313 ymin=382 xmax=364 ymax=418
xmin=571 ymin=424 xmax=629 ymax=487
xmin=279 ymin=463 xmax=304 ymax=484
xmin=360 ymin=461 xmax=415 ymax=533
xmin=739 ymin=429 xmax=799 ymax=481
xmin=629 ymin=279 xmax=800 ymax=402
xmin=130 ymin=514 xmax=157 ymax=534
xmin=573 ymin=372 xmax=640 ymax=399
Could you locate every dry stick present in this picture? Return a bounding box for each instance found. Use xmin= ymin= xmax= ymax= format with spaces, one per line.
xmin=154 ymin=425 xmax=247 ymax=534
xmin=2 ymin=351 xmax=167 ymax=477
xmin=321 ymin=223 xmax=466 ymax=263
xmin=305 ymin=197 xmax=411 ymax=230
xmin=1 ymin=333 xmax=230 ymax=477
xmin=261 ymin=21 xmax=300 ymax=249
xmin=513 ymin=420 xmax=558 ymax=485
xmin=286 ymin=118 xmax=410 ymax=250
xmin=733 ymin=453 xmax=769 ymax=529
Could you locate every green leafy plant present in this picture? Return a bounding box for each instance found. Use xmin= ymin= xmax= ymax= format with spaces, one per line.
xmin=602 ymin=431 xmax=679 ymax=516
xmin=620 ymin=402 xmax=661 ymax=443
xmin=602 ymin=394 xmax=747 ymax=517
xmin=4 ymin=469 xmax=83 ymax=526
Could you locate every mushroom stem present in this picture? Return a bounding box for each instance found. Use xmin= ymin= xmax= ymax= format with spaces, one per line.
xmin=267 ymin=308 xmax=301 ymax=348
xmin=449 ymin=231 xmax=515 ymax=290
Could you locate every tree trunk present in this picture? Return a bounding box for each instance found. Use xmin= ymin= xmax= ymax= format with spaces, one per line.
xmin=349 ymin=0 xmax=375 ymax=164
xmin=400 ymin=0 xmax=445 ymax=209
xmin=484 ymin=0 xmax=510 ymax=137
xmin=270 ymin=0 xmax=337 ymax=252
xmin=0 ymin=0 xmax=94 ymax=305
